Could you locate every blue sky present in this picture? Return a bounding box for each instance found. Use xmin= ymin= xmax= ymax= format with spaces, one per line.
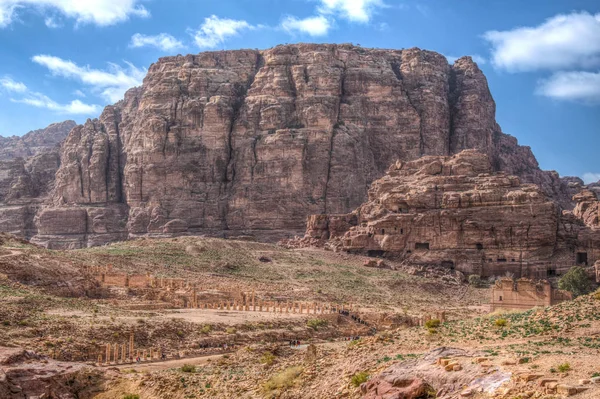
xmin=0 ymin=0 xmax=599 ymax=181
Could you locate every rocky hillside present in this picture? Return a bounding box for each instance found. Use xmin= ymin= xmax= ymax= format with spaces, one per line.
xmin=292 ymin=150 xmax=600 ymax=279
xmin=0 ymin=44 xmax=582 ymax=248
xmin=0 ymin=120 xmax=76 ymax=161
xmin=0 ymin=120 xmax=75 ymax=238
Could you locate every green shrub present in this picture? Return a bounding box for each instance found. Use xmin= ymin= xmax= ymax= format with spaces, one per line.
xmin=226 ymin=327 xmax=236 ymax=334
xmin=468 ymin=275 xmax=482 ymax=287
xmin=425 ymin=319 xmax=441 ymax=329
xmin=123 ymin=395 xmax=140 ymax=399
xmin=307 ymin=319 xmax=328 ymax=330
xmin=262 ymin=366 xmax=302 ymax=392
xmin=594 ymin=290 xmax=600 ymax=301
xmin=495 ymin=318 xmax=508 ymax=327
xmin=558 ymin=266 xmax=594 ymax=297
xmin=350 ymin=371 xmax=369 ymax=387
xmin=180 ymin=364 xmax=196 ymax=373
xmin=200 ymin=324 xmax=212 ymax=334
xmin=260 ymin=351 xmax=276 ymax=366
xmin=557 ymin=362 xmax=571 ymax=372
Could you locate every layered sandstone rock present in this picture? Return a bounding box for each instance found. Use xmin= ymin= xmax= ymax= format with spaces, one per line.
xmin=0 ymin=45 xmax=580 ymax=248
xmin=300 ymin=150 xmax=600 ymax=277
xmin=0 ymin=120 xmax=75 ymax=238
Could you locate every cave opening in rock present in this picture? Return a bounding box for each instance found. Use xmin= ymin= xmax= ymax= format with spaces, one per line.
xmin=367 ymin=250 xmax=385 ymax=257
xmin=415 ymin=243 xmax=430 ymax=250
xmin=441 ymin=261 xmax=455 ymax=270
xmin=576 ymin=252 xmax=588 ymax=265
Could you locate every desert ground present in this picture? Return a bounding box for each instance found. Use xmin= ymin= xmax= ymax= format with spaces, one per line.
xmin=0 ymin=233 xmax=598 ymax=398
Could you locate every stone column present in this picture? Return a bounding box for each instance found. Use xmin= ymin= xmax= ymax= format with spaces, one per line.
xmin=251 ymin=291 xmax=255 ymax=311
xmin=106 ymin=344 xmax=110 ymax=364
xmin=300 ymin=303 xmax=304 ymax=314
xmin=114 ymin=344 xmax=118 ymax=364
xmin=129 ymin=331 xmax=134 ymax=360
xmin=259 ymin=300 xmax=263 ymax=312
xmin=122 ymin=344 xmax=126 ymax=362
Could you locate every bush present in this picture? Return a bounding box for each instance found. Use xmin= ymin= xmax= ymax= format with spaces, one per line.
xmin=558 ymin=266 xmax=594 ymax=297
xmin=495 ymin=318 xmax=508 ymax=327
xmin=594 ymin=290 xmax=600 ymax=301
xmin=425 ymin=319 xmax=441 ymax=329
xmin=200 ymin=324 xmax=212 ymax=334
xmin=350 ymin=371 xmax=369 ymax=387
xmin=262 ymin=366 xmax=302 ymax=392
xmin=226 ymin=327 xmax=236 ymax=334
xmin=123 ymin=395 xmax=140 ymax=399
xmin=260 ymin=351 xmax=276 ymax=366
xmin=307 ymin=319 xmax=328 ymax=330
xmin=181 ymin=364 xmax=196 ymax=373
xmin=557 ymin=362 xmax=571 ymax=372
xmin=468 ymin=275 xmax=482 ymax=288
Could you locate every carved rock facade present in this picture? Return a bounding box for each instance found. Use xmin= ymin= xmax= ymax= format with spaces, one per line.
xmin=302 ymin=150 xmax=600 ymax=277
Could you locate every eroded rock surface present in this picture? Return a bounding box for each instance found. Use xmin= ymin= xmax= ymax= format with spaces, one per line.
xmin=0 ymin=45 xmax=583 ymax=248
xmin=297 ymin=150 xmax=600 ymax=277
xmin=0 ymin=121 xmax=75 ymax=238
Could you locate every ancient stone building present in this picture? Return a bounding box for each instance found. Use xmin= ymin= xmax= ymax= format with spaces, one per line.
xmin=490 ymin=278 xmax=572 ymax=311
xmin=300 ymin=150 xmax=600 ymax=278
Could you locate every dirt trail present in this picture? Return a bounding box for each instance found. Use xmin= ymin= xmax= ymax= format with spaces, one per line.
xmin=107 ymin=353 xmax=228 ymax=372
xmin=0 ymin=248 xmax=23 ymax=258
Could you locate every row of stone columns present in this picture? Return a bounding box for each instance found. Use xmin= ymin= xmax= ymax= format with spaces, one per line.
xmin=190 ymin=299 xmax=352 ymax=314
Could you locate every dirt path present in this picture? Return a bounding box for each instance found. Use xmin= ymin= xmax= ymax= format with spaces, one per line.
xmin=106 ymin=353 xmax=229 ymax=372
xmin=0 ymin=248 xmax=23 ymax=258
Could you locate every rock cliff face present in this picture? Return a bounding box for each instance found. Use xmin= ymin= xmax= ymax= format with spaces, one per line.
xmin=0 ymin=44 xmax=580 ymax=248
xmin=296 ymin=150 xmax=600 ymax=277
xmin=0 ymin=121 xmax=75 ymax=238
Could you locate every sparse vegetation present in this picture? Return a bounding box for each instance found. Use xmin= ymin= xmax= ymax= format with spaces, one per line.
xmin=262 ymin=366 xmax=302 ymax=392
xmin=468 ymin=275 xmax=483 ymax=287
xmin=350 ymin=371 xmax=369 ymax=387
xmin=495 ymin=318 xmax=508 ymax=327
xmin=123 ymin=395 xmax=140 ymax=399
xmin=260 ymin=351 xmax=276 ymax=366
xmin=558 ymin=266 xmax=594 ymax=297
xmin=307 ymin=319 xmax=328 ymax=330
xmin=557 ymin=362 xmax=571 ymax=372
xmin=180 ymin=364 xmax=196 ymax=373
xmin=425 ymin=319 xmax=441 ymax=329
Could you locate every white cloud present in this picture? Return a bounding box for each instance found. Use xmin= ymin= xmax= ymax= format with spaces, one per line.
xmin=0 ymin=0 xmax=149 ymax=28
xmin=444 ymin=54 xmax=487 ymax=65
xmin=32 ymin=55 xmax=145 ymax=103
xmin=536 ymin=71 xmax=600 ymax=104
xmin=11 ymin=93 xmax=99 ymax=114
xmin=0 ymin=76 xmax=27 ymax=92
xmin=130 ymin=33 xmax=185 ymax=52
xmin=73 ymin=89 xmax=86 ymax=97
xmin=317 ymin=0 xmax=385 ymax=23
xmin=44 ymin=16 xmax=61 ymax=28
xmin=190 ymin=15 xmax=254 ymax=49
xmin=484 ymin=12 xmax=600 ymax=72
xmin=583 ymin=173 xmax=600 ymax=184
xmin=280 ymin=15 xmax=331 ymax=37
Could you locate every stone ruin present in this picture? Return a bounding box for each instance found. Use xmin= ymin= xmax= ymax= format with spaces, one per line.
xmin=85 ymin=265 xmax=345 ymax=315
xmin=292 ymin=150 xmax=600 ymax=280
xmin=490 ymin=278 xmax=572 ymax=311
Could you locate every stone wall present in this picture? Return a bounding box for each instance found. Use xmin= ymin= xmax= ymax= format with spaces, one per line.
xmin=490 ymin=278 xmax=572 ymax=311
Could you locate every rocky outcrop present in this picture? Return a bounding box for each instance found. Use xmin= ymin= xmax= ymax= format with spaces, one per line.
xmin=297 ymin=150 xmax=600 ymax=277
xmin=0 ymin=347 xmax=102 ymax=398
xmin=0 ymin=45 xmax=582 ymax=248
xmin=0 ymin=121 xmax=75 ymax=238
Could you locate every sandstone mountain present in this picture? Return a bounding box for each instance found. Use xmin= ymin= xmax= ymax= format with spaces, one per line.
xmin=0 ymin=44 xmax=583 ymax=248
xmin=294 ymin=150 xmax=600 ymax=279
xmin=0 ymin=120 xmax=75 ymax=238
